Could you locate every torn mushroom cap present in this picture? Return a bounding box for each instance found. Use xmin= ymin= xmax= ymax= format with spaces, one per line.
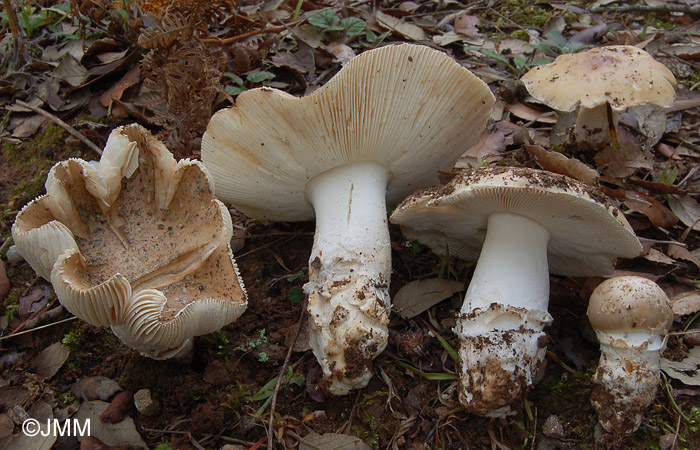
xmin=13 ymin=124 xmax=247 ymax=359
xmin=390 ymin=166 xmax=642 ymax=277
xmin=588 ymin=276 xmax=673 ymax=338
xmin=521 ymin=45 xmax=676 ymax=113
xmin=201 ymin=43 xmax=495 ymax=221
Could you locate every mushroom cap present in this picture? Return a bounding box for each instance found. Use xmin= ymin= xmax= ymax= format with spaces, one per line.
xmin=587 ymin=276 xmax=674 ymax=335
xmin=390 ymin=166 xmax=642 ymax=277
xmin=521 ymin=45 xmax=677 ymax=112
xmin=12 ymin=124 xmax=247 ymax=358
xmin=201 ymin=43 xmax=495 ymax=222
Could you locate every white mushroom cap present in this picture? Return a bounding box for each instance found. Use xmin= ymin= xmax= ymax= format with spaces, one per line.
xmin=390 ymin=166 xmax=642 ymax=277
xmin=588 ymin=276 xmax=673 ymax=336
xmin=12 ymin=124 xmax=247 ymax=359
xmin=521 ymin=45 xmax=677 ymax=113
xmin=201 ymin=43 xmax=495 ymax=221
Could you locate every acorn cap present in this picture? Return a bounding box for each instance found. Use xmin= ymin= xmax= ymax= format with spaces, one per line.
xmin=587 ymin=276 xmax=674 ymax=335
xmin=521 ymin=45 xmax=676 ymax=112
xmin=201 ymin=43 xmax=495 ymax=221
xmin=390 ymin=166 xmax=642 ymax=277
xmin=13 ymin=124 xmax=247 ymax=358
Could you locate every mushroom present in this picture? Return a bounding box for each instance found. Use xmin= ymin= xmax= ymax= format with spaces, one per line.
xmin=11 ymin=124 xmax=247 ymax=359
xmin=201 ymin=43 xmax=495 ymax=394
xmin=389 ymin=166 xmax=642 ymax=417
xmin=587 ymin=276 xmax=674 ymax=436
xmin=521 ymin=45 xmax=676 ymax=146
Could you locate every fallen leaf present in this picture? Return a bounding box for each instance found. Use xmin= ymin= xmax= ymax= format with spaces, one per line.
xmin=100 ymin=391 xmax=133 ymax=424
xmin=0 ymin=414 xmax=13 ymax=438
xmin=668 ymin=195 xmax=700 ymax=231
xmin=454 ymin=15 xmax=481 ymax=38
xmin=669 ymin=289 xmax=700 ymax=316
xmin=11 ymin=114 xmax=48 ymax=138
xmin=375 ymin=11 xmax=426 ymax=41
xmin=99 ymin=66 xmax=140 ymax=107
xmin=18 ymin=288 xmax=48 ymax=320
xmin=72 ymin=377 xmax=122 ymax=401
xmin=5 ymin=401 xmax=55 ymax=450
xmin=506 ymin=102 xmax=557 ymax=124
xmin=299 ymin=432 xmax=372 ymax=450
xmin=53 ymin=54 xmax=89 ymax=87
xmin=643 ymin=248 xmax=676 ymax=265
xmin=626 ymin=104 xmax=667 ymax=148
xmin=661 ymin=347 xmax=700 ymax=386
xmin=594 ymin=130 xmax=655 ymax=178
xmin=622 ymin=191 xmax=678 ymax=228
xmin=79 ymin=435 xmax=125 ymax=450
xmin=327 ymin=43 xmax=356 ymax=65
xmin=393 ymin=278 xmax=465 ymax=319
xmin=32 ymin=342 xmax=70 ymax=379
xmin=667 ymin=244 xmax=700 ymax=271
xmin=525 ymin=144 xmax=599 ymax=185
xmin=461 ymin=128 xmax=505 ymax=162
xmin=0 ymin=387 xmax=30 ymax=408
xmin=75 ymin=401 xmax=147 ymax=449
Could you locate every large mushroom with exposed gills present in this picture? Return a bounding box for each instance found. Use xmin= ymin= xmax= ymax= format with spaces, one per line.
xmin=390 ymin=166 xmax=643 ymax=417
xmin=201 ymin=43 xmax=495 ymax=394
xmin=587 ymin=275 xmax=674 ymax=436
xmin=12 ymin=124 xmax=247 ymax=359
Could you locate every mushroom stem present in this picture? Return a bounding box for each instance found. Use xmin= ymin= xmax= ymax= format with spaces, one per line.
xmin=575 ymin=103 xmax=617 ymax=145
xmin=304 ymin=162 xmax=391 ymax=395
xmin=456 ymin=212 xmax=553 ymax=417
xmin=591 ymin=331 xmax=667 ymax=435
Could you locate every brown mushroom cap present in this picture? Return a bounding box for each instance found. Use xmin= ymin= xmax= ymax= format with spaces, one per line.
xmin=587 ymin=276 xmax=674 ymax=335
xmin=390 ymin=166 xmax=642 ymax=277
xmin=521 ymin=45 xmax=677 ymax=112
xmin=201 ymin=43 xmax=495 ymax=222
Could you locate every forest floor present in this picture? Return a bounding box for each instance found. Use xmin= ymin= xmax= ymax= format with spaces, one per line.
xmin=1 ymin=0 xmax=700 ymax=449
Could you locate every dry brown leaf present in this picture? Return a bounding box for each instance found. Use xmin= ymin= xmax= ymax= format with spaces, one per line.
xmin=506 ymin=102 xmax=557 ymax=124
xmin=670 ymin=289 xmax=700 ymax=316
xmin=644 ymin=248 xmax=676 ymax=265
xmin=327 ymin=43 xmax=356 ymax=65
xmin=462 ymin=128 xmax=505 ymax=161
xmin=393 ymin=278 xmax=465 ymax=319
xmin=668 ymin=195 xmax=700 ymax=231
xmin=667 ymin=244 xmax=700 ymax=271
xmin=0 ymin=260 xmax=8 ymax=302
xmin=53 ymin=54 xmax=89 ymax=87
xmin=32 ymin=342 xmax=70 ymax=379
xmin=454 ymin=15 xmax=481 ymax=38
xmin=594 ymin=130 xmax=654 ymax=178
xmin=661 ymin=347 xmax=700 ymax=386
xmin=524 ymin=144 xmax=599 ymax=186
xmin=623 ymin=191 xmax=678 ymax=228
xmin=375 ymin=11 xmax=425 ymax=41
xmin=299 ymin=432 xmax=372 ymax=450
xmin=99 ymin=66 xmax=140 ymax=107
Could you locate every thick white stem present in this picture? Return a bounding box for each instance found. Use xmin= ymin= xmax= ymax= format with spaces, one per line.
xmin=456 ymin=212 xmax=553 ymax=417
xmin=575 ymin=104 xmax=616 ymax=145
xmin=304 ymin=162 xmax=391 ymax=395
xmin=591 ymin=331 xmax=666 ymax=435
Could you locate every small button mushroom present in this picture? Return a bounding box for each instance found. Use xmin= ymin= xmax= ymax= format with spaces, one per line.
xmin=201 ymin=43 xmax=495 ymax=395
xmin=12 ymin=124 xmax=247 ymax=359
xmin=390 ymin=166 xmax=642 ymax=417
xmin=521 ymin=45 xmax=676 ymax=147
xmin=587 ymin=276 xmax=674 ymax=436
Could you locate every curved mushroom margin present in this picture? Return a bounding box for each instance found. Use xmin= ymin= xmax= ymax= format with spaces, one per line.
xmin=12 ymin=124 xmax=247 ymax=359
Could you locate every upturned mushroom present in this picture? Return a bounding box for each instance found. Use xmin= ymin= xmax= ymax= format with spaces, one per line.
xmin=521 ymin=45 xmax=676 ymax=146
xmin=390 ymin=166 xmax=642 ymax=417
xmin=587 ymin=276 xmax=674 ymax=436
xmin=201 ymin=43 xmax=495 ymax=394
xmin=12 ymin=124 xmax=247 ymax=359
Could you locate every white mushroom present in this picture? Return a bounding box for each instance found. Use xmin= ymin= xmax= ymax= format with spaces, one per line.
xmin=521 ymin=45 xmax=676 ymax=146
xmin=201 ymin=43 xmax=495 ymax=394
xmin=587 ymin=276 xmax=674 ymax=436
xmin=390 ymin=166 xmax=642 ymax=417
xmin=12 ymin=124 xmax=247 ymax=359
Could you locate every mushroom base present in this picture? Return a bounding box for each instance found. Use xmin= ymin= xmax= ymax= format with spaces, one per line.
xmin=456 ymin=304 xmax=552 ymax=418
xmin=306 ymin=274 xmax=389 ymax=396
xmin=590 ymin=343 xmax=662 ymax=435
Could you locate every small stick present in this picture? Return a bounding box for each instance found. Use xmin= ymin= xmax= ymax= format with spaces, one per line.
xmin=266 ymin=295 xmax=307 ymax=449
xmin=15 ymin=100 xmax=103 ymax=156
xmin=0 ymin=316 xmax=78 ymax=341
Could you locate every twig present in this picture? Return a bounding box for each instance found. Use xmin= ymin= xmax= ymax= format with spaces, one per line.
xmin=266 ymin=295 xmax=308 ymax=449
xmin=590 ymin=4 xmax=700 ymax=16
xmin=0 ymin=236 xmax=13 ymax=255
xmin=199 ymin=19 xmax=305 ymax=45
xmin=3 ymin=0 xmax=25 ymax=64
xmin=286 ymin=430 xmax=324 ymax=450
xmin=0 ymin=316 xmax=78 ymax=341
xmin=545 ymin=350 xmax=579 ymax=375
xmin=14 ymin=100 xmax=103 ymax=156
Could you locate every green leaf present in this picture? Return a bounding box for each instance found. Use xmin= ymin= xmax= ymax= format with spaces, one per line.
xmin=286 ymin=269 xmax=305 ymax=282
xmin=365 ymin=28 xmax=377 ymax=43
xmin=307 ymin=9 xmax=345 ymax=31
xmin=223 ymin=72 xmax=244 ymax=86
xmin=288 ymin=286 xmax=304 ymax=304
xmin=225 ymin=85 xmax=246 ymax=96
xmin=341 ymin=17 xmax=366 ymax=36
xmin=246 ymin=71 xmax=276 ymax=83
